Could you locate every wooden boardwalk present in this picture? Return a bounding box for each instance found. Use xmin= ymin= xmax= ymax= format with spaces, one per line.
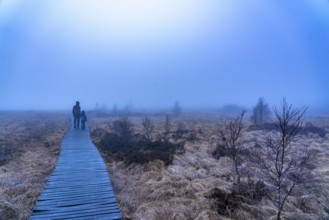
xmin=30 ymin=125 xmax=122 ymax=220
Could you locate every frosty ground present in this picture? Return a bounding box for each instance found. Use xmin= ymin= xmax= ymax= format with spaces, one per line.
xmin=90 ymin=113 xmax=329 ymax=220
xmin=0 ymin=112 xmax=328 ymax=220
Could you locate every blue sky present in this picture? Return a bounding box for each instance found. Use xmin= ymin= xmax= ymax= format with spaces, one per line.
xmin=0 ymin=0 xmax=328 ymax=110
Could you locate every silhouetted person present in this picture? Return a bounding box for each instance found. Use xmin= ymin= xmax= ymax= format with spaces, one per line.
xmin=72 ymin=101 xmax=81 ymax=129
xmin=80 ymin=111 xmax=87 ymax=130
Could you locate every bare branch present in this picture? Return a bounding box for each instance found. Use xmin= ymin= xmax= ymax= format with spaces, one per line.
xmin=256 ymin=98 xmax=313 ymax=220
xmin=142 ymin=116 xmax=155 ymax=142
xmin=217 ymin=110 xmax=246 ymax=184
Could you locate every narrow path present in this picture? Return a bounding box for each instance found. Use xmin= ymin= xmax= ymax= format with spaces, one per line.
xmin=30 ymin=125 xmax=122 ymax=220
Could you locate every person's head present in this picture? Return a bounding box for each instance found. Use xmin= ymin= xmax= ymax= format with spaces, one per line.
xmin=81 ymin=110 xmax=85 ymax=115
xmin=76 ymin=101 xmax=80 ymax=105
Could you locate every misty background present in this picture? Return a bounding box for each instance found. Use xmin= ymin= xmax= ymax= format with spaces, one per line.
xmin=0 ymin=0 xmax=328 ymax=112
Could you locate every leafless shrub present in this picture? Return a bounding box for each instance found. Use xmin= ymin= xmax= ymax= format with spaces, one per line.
xmin=215 ymin=110 xmax=246 ymax=184
xmin=255 ymin=99 xmax=314 ymax=220
xmin=98 ymin=131 xmax=184 ymax=166
xmin=112 ymin=117 xmax=134 ymax=144
xmin=97 ymin=117 xmax=184 ymax=165
xmin=251 ymin=97 xmax=271 ymax=126
xmin=142 ymin=116 xmax=155 ymax=142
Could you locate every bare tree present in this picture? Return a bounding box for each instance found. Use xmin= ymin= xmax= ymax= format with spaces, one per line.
xmin=164 ymin=114 xmax=171 ymax=134
xmin=256 ymin=99 xmax=311 ymax=220
xmin=251 ymin=97 xmax=271 ymax=126
xmin=142 ymin=116 xmax=155 ymax=142
xmin=218 ymin=110 xmax=246 ymax=184
xmin=173 ymin=101 xmax=182 ymax=116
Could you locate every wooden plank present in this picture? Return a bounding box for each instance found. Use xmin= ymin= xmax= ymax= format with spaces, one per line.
xmin=40 ymin=187 xmax=113 ymax=193
xmin=50 ymin=172 xmax=108 ymax=176
xmin=37 ymin=192 xmax=116 ymax=201
xmin=29 ymin=125 xmax=122 ymax=219
xmin=32 ymin=201 xmax=120 ymax=214
xmin=35 ymin=197 xmax=116 ymax=210
xmin=41 ymin=184 xmax=112 ymax=193
xmin=31 ymin=210 xmax=122 ymax=220
xmin=44 ymin=182 xmax=111 ymax=187
xmin=33 ymin=209 xmax=122 ymax=219
xmin=37 ymin=194 xmax=116 ymax=203
xmin=46 ymin=176 xmax=111 ymax=183
xmin=32 ymin=205 xmax=120 ymax=218
xmin=32 ymin=204 xmax=120 ymax=217
xmin=43 ymin=182 xmax=112 ymax=189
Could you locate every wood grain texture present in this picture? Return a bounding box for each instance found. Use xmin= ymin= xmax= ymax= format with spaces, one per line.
xmin=30 ymin=125 xmax=122 ymax=220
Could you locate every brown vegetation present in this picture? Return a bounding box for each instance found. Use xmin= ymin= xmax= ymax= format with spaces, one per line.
xmin=0 ymin=112 xmax=69 ymax=220
xmin=90 ymin=113 xmax=329 ymax=220
xmin=93 ymin=117 xmax=184 ymax=166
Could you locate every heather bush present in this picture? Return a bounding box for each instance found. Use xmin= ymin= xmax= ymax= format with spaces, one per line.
xmin=111 ymin=117 xmax=134 ymax=143
xmin=205 ymin=180 xmax=268 ymax=216
xmin=97 ymin=118 xmax=184 ymax=165
xmin=212 ymin=144 xmax=228 ymax=159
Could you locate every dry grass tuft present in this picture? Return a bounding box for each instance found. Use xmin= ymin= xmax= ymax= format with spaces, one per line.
xmin=90 ymin=114 xmax=329 ymax=220
xmin=0 ymin=112 xmax=69 ymax=220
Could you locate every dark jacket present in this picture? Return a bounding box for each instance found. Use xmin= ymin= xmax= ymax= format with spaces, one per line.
xmin=72 ymin=105 xmax=81 ymax=117
xmin=80 ymin=113 xmax=87 ymax=122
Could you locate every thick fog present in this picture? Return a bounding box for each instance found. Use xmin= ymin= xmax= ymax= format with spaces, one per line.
xmin=0 ymin=0 xmax=328 ymax=111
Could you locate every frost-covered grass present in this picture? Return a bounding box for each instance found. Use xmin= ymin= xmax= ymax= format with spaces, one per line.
xmin=90 ymin=114 xmax=329 ymax=220
xmin=0 ymin=112 xmax=69 ymax=220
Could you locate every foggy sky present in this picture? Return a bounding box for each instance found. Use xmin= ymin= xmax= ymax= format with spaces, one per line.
xmin=0 ymin=0 xmax=328 ymax=111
